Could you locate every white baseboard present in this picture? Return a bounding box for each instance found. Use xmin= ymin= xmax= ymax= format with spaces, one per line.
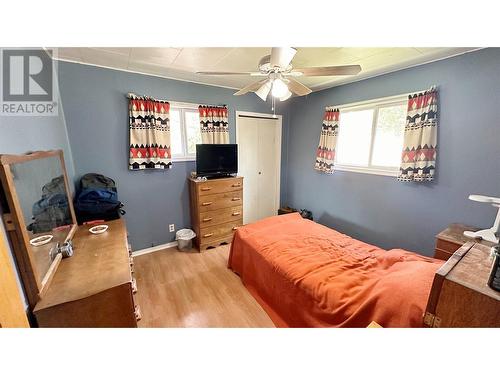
xmin=132 ymin=241 xmax=178 ymax=257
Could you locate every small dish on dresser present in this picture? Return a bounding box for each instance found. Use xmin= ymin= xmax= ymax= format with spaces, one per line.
xmin=89 ymin=224 xmax=109 ymax=235
xmin=29 ymin=234 xmax=54 ymax=247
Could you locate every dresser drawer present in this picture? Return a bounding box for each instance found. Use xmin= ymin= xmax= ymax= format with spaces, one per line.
xmin=434 ymin=248 xmax=454 ymax=261
xmin=199 ymin=235 xmax=235 ymax=251
xmin=199 ymin=220 xmax=242 ymax=242
xmin=436 ymin=239 xmax=462 ymax=254
xmin=197 ymin=177 xmax=243 ymax=196
xmin=198 ymin=191 xmax=242 ymax=212
xmin=199 ymin=206 xmax=243 ymax=228
xmin=434 ymin=239 xmax=463 ymax=261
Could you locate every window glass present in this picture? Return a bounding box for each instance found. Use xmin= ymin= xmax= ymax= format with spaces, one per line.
xmin=169 ymin=109 xmax=183 ymax=156
xmin=185 ymin=110 xmax=202 ymax=155
xmin=336 ymin=109 xmax=374 ymax=166
xmin=371 ymin=104 xmax=406 ymax=167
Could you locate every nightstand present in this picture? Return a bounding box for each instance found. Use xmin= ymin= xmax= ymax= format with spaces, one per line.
xmin=435 ymin=224 xmax=481 ymax=261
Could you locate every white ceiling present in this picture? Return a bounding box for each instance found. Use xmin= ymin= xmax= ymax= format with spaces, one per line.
xmin=54 ymin=47 xmax=479 ymax=92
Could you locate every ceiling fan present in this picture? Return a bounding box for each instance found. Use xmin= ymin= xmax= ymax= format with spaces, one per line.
xmin=196 ymin=47 xmax=362 ymax=102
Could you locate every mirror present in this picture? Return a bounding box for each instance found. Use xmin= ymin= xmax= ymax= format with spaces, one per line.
xmin=11 ymin=156 xmax=73 ymax=284
xmin=0 ymin=150 xmax=76 ymax=306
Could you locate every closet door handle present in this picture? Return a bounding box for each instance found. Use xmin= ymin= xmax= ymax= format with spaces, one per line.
xmin=203 ymin=233 xmax=213 ymax=238
xmin=202 ymin=217 xmax=213 ymax=222
xmin=201 ymin=187 xmax=212 ymax=191
xmin=232 ymin=212 xmax=241 ymax=216
xmin=202 ymin=201 xmax=213 ymax=206
xmin=231 ymin=197 xmax=241 ymax=201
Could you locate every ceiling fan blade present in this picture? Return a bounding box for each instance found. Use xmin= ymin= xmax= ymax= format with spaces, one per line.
xmin=286 ymin=78 xmax=312 ymax=96
xmin=196 ymin=71 xmax=258 ymax=75
xmin=234 ymin=79 xmax=268 ymax=96
xmin=270 ymin=47 xmax=297 ymax=69
xmin=292 ymin=65 xmax=362 ymax=77
xmin=255 ymin=80 xmax=272 ymax=101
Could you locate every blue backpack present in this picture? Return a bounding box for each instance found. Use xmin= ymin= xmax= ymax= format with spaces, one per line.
xmin=74 ymin=173 xmax=124 ymax=224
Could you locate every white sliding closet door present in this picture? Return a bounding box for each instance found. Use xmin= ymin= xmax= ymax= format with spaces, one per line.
xmin=236 ymin=113 xmax=282 ymax=225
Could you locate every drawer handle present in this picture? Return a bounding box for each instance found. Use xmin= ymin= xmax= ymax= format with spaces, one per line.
xmin=231 ymin=183 xmax=241 ymax=187
xmin=231 ymin=197 xmax=241 ymax=201
xmin=202 ymin=217 xmax=213 ymax=222
xmin=135 ymin=305 xmax=142 ymax=321
xmin=203 ymin=233 xmax=214 ymax=238
xmin=232 ymin=212 xmax=241 ymax=216
xmin=202 ymin=201 xmax=213 ymax=206
xmin=232 ymin=226 xmax=239 ymax=231
xmin=201 ymin=187 xmax=212 ymax=191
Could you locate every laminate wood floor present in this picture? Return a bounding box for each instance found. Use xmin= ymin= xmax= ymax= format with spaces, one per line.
xmin=133 ymin=245 xmax=275 ymax=328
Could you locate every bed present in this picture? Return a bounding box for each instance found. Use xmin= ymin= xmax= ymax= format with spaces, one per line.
xmin=228 ymin=213 xmax=443 ymax=328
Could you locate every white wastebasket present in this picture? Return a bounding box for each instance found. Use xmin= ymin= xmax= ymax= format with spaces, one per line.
xmin=176 ymin=229 xmax=196 ymax=251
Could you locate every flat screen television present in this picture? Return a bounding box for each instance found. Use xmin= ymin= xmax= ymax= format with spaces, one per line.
xmin=196 ymin=144 xmax=238 ymax=178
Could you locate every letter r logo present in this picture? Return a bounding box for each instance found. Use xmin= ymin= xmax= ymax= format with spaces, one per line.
xmin=2 ymin=49 xmax=53 ymax=102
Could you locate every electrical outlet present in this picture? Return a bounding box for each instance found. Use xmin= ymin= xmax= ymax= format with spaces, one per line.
xmin=169 ymin=224 xmax=175 ymax=233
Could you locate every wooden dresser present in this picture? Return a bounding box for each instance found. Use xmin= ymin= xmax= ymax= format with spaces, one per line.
xmin=33 ymin=219 xmax=140 ymax=327
xmin=434 ymin=223 xmax=485 ymax=261
xmin=189 ymin=176 xmax=243 ymax=251
xmin=425 ymin=241 xmax=500 ymax=327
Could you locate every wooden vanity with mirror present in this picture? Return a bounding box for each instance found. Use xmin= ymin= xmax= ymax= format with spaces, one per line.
xmin=0 ymin=150 xmax=139 ymax=327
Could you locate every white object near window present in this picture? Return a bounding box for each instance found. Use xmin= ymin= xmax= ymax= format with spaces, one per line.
xmin=334 ymin=95 xmax=407 ymax=177
xmin=170 ymin=102 xmax=202 ymax=162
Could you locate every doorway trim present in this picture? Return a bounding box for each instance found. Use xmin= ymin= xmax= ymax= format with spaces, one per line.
xmin=235 ymin=111 xmax=282 ymax=216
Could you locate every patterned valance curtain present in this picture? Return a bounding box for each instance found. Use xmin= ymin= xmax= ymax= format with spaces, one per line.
xmin=398 ymin=87 xmax=438 ymax=182
xmin=314 ymin=107 xmax=340 ymax=174
xmin=128 ymin=94 xmax=172 ymax=170
xmin=198 ymin=105 xmax=229 ymax=144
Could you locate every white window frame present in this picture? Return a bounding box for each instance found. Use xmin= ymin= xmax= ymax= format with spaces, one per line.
xmin=170 ymin=102 xmax=200 ymax=162
xmin=334 ymin=93 xmax=408 ymax=177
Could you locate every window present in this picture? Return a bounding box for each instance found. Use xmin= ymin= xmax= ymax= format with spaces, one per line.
xmin=169 ymin=105 xmax=202 ymax=161
xmin=335 ymin=97 xmax=407 ymax=176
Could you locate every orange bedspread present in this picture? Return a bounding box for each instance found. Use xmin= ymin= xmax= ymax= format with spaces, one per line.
xmin=228 ymin=213 xmax=443 ymax=328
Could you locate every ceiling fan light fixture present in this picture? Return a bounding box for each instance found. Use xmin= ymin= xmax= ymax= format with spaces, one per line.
xmin=255 ymin=80 xmax=273 ymax=101
xmin=271 ymin=78 xmax=289 ymax=99
xmin=279 ymin=89 xmax=292 ymax=101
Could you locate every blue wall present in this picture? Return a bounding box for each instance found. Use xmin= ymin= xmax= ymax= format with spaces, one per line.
xmin=58 ymin=62 xmax=289 ymax=250
xmin=0 ymin=108 xmax=75 ymax=179
xmin=285 ymin=48 xmax=500 ymax=256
